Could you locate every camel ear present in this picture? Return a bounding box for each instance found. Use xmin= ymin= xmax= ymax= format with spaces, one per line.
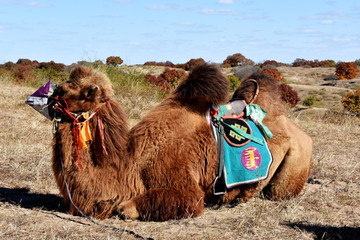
xmin=86 ymin=85 xmax=99 ymax=101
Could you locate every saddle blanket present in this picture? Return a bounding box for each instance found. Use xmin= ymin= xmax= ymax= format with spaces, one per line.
xmin=222 ymin=119 xmax=272 ymax=188
xmin=209 ymin=100 xmax=273 ymax=191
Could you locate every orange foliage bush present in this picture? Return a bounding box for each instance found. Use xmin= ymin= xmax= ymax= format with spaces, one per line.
xmin=259 ymin=68 xmax=285 ymax=82
xmin=258 ymin=60 xmax=284 ymax=68
xmin=342 ymin=89 xmax=360 ymax=115
xmin=106 ymin=56 xmax=123 ymax=66
xmin=182 ymin=58 xmax=206 ymax=71
xmin=292 ymin=58 xmax=335 ymax=68
xmin=223 ymin=53 xmax=254 ymax=68
xmin=335 ymin=62 xmax=359 ymax=80
xmin=144 ymin=61 xmax=177 ymax=68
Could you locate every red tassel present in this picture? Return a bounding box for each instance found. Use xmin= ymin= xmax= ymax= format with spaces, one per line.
xmin=97 ymin=115 xmax=108 ymax=155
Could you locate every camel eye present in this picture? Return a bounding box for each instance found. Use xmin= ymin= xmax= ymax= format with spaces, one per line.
xmin=54 ymin=85 xmax=66 ymax=97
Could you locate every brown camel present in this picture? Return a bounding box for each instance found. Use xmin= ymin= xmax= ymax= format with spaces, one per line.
xmin=48 ymin=63 xmax=312 ymax=221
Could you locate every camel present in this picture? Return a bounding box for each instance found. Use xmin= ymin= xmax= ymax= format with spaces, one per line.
xmin=47 ymin=63 xmax=312 ymax=221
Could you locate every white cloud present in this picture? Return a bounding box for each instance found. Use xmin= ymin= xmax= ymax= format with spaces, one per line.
xmin=128 ymin=41 xmax=141 ymax=46
xmin=0 ymin=26 xmax=3 ymax=34
xmin=218 ymin=0 xmax=235 ymax=4
xmin=147 ymin=5 xmax=172 ymax=10
xmin=177 ymin=22 xmax=195 ymax=26
xmin=320 ymin=19 xmax=333 ymax=24
xmin=332 ymin=37 xmax=351 ymax=42
xmin=200 ymin=8 xmax=240 ymax=15
xmin=109 ymin=0 xmax=133 ymax=2
xmin=28 ymin=2 xmax=51 ymax=7
xmin=302 ymin=28 xmax=316 ymax=34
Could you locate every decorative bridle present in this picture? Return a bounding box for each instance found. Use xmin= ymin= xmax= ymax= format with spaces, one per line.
xmin=52 ymin=96 xmax=107 ymax=169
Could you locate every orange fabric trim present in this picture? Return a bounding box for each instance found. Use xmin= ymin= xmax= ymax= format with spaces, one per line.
xmin=78 ymin=113 xmax=92 ymax=149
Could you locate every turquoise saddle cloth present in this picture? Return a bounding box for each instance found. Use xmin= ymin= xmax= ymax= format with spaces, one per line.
xmin=210 ymin=100 xmax=273 ymax=193
xmin=222 ymin=119 xmax=273 ymax=188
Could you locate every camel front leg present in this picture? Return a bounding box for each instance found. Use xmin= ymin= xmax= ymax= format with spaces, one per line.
xmin=118 ymin=187 xmax=205 ymax=221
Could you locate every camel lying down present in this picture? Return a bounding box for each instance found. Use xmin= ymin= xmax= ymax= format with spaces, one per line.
xmin=29 ymin=63 xmax=312 ymax=221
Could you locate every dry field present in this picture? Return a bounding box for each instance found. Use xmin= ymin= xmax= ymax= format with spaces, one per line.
xmin=0 ymin=66 xmax=359 ymax=239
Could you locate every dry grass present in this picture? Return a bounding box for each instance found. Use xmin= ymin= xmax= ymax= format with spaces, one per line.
xmin=1 ymin=67 xmax=360 ymax=239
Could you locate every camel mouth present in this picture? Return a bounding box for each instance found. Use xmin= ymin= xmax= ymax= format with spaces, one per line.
xmin=25 ymin=80 xmax=58 ymax=120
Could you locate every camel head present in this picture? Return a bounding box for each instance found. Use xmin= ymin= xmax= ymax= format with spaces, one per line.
xmin=52 ymin=66 xmax=114 ymax=113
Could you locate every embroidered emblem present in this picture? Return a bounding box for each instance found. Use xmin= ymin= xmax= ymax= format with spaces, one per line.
xmin=223 ymin=118 xmax=251 ymax=147
xmin=241 ymin=146 xmax=261 ymax=171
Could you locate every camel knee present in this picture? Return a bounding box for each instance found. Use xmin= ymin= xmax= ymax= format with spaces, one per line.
xmin=118 ymin=199 xmax=140 ymax=220
xmin=263 ymin=167 xmax=309 ymax=200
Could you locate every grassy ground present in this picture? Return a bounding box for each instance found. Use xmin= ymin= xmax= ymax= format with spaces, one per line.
xmin=0 ymin=66 xmax=359 ymax=239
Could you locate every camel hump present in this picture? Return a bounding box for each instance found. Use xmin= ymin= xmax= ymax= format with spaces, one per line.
xmin=173 ymin=63 xmax=229 ymax=106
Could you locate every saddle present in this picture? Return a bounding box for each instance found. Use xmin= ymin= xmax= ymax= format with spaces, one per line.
xmin=208 ymin=100 xmax=273 ymax=196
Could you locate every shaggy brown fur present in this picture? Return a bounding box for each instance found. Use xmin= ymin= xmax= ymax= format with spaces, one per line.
xmin=52 ymin=67 xmax=131 ymax=219
xmin=50 ymin=64 xmax=312 ymax=222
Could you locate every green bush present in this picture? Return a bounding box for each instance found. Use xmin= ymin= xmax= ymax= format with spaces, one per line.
xmin=227 ymin=74 xmax=240 ymax=91
xmin=302 ymin=95 xmax=317 ymax=107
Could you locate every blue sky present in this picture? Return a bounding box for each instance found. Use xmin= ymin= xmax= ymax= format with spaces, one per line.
xmin=1 ymin=0 xmax=359 ymax=65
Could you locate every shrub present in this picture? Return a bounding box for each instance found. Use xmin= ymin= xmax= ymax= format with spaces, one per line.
xmin=223 ymin=53 xmax=254 ymax=68
xmin=227 ymin=74 xmax=240 ymax=91
xmin=258 ymin=60 xmax=284 ymax=68
xmin=342 ymin=89 xmax=360 ymax=115
xmin=145 ymin=68 xmax=186 ymax=94
xmin=259 ymin=68 xmax=285 ymax=82
xmin=106 ymin=56 xmax=123 ymax=66
xmin=183 ymin=58 xmax=206 ymax=71
xmin=16 ymin=58 xmax=33 ymax=65
xmin=161 ymin=68 xmax=186 ymax=84
xmin=31 ymin=68 xmax=69 ymax=83
xmin=355 ymin=59 xmax=360 ymax=67
xmin=324 ymin=74 xmax=339 ymax=81
xmin=327 ymin=60 xmax=336 ymax=67
xmin=302 ymin=95 xmax=317 ymax=107
xmin=14 ymin=65 xmax=36 ymax=82
xmin=38 ymin=61 xmax=65 ymax=72
xmin=279 ymin=84 xmax=300 ymax=108
xmin=335 ymin=62 xmax=359 ymax=80
xmin=144 ymin=61 xmax=176 ymax=67
xmin=292 ymin=58 xmax=335 ymax=68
